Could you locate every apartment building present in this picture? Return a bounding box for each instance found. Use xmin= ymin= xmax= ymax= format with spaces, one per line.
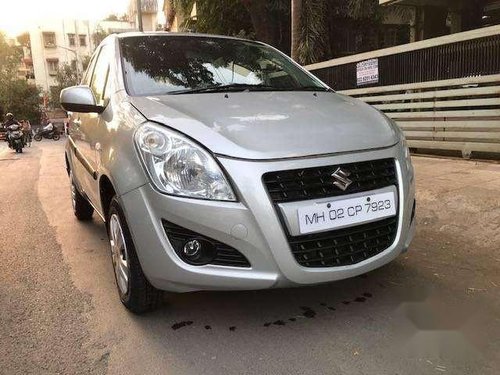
xmin=28 ymin=19 xmax=134 ymax=93
xmin=29 ymin=19 xmax=94 ymax=92
xmin=128 ymin=0 xmax=159 ymax=31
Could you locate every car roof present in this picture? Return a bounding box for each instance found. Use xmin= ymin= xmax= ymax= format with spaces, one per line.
xmin=114 ymin=31 xmax=256 ymax=43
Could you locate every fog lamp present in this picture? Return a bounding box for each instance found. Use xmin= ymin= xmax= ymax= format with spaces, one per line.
xmin=183 ymin=239 xmax=202 ymax=257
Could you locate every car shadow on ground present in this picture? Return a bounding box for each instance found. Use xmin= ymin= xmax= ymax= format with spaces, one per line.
xmin=132 ymin=259 xmax=423 ymax=331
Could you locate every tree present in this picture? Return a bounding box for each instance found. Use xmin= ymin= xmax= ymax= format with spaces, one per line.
xmin=104 ymin=14 xmax=119 ymax=21
xmin=168 ymin=0 xmax=290 ymax=53
xmin=16 ymin=32 xmax=30 ymax=48
xmin=167 ymin=0 xmax=384 ymax=64
xmin=291 ymin=0 xmax=302 ymax=61
xmin=0 ymin=32 xmax=41 ymax=123
xmin=1 ymin=80 xmax=42 ymax=123
xmin=295 ymin=0 xmax=329 ymax=64
xmin=81 ymin=55 xmax=92 ymax=71
xmin=0 ymin=32 xmax=21 ymax=81
xmin=49 ymin=62 xmax=79 ymax=109
xmin=92 ymin=27 xmax=111 ymax=48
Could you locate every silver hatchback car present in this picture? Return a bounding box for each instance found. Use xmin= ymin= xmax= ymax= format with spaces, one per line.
xmin=61 ymin=33 xmax=415 ymax=313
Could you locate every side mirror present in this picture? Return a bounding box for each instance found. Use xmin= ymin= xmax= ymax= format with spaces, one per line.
xmin=60 ymin=85 xmax=105 ymax=114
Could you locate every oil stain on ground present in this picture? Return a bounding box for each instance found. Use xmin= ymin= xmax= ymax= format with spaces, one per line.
xmin=170 ymin=292 xmax=374 ymax=331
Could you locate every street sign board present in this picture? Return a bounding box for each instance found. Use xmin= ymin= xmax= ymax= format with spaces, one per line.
xmin=356 ymin=58 xmax=379 ymax=86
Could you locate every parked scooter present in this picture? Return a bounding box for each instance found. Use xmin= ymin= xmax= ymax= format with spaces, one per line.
xmin=33 ymin=127 xmax=61 ymax=141
xmin=6 ymin=124 xmax=24 ymax=153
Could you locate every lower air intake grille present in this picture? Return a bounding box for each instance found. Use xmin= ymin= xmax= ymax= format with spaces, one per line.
xmin=162 ymin=220 xmax=251 ymax=268
xmin=288 ymin=217 xmax=398 ymax=268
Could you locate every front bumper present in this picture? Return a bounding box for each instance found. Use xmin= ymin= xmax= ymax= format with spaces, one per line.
xmin=120 ymin=144 xmax=416 ymax=292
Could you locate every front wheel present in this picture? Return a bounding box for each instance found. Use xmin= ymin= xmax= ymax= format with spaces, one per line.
xmin=52 ymin=133 xmax=60 ymax=141
xmin=34 ymin=134 xmax=42 ymax=141
xmin=108 ymin=197 xmax=162 ymax=313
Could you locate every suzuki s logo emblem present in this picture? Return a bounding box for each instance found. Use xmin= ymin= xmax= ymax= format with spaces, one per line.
xmin=331 ymin=168 xmax=352 ymax=191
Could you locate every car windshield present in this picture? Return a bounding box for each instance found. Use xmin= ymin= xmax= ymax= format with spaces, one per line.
xmin=120 ymin=35 xmax=327 ymax=96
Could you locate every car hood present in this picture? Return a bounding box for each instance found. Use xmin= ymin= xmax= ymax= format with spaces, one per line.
xmin=130 ymin=91 xmax=397 ymax=160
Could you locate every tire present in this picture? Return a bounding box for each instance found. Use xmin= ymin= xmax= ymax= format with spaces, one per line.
xmin=34 ymin=134 xmax=42 ymax=141
xmin=53 ymin=133 xmax=60 ymax=141
xmin=107 ymin=197 xmax=162 ymax=314
xmin=70 ymin=172 xmax=94 ymax=221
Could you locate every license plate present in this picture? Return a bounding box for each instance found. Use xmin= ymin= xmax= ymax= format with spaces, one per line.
xmin=297 ymin=190 xmax=397 ymax=235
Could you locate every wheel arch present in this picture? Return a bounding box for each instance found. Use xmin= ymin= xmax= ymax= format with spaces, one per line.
xmin=99 ymin=174 xmax=117 ymax=222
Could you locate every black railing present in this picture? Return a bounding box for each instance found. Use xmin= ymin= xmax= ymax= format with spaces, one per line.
xmin=309 ymin=33 xmax=500 ymax=91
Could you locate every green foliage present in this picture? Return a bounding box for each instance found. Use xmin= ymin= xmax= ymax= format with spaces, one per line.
xmin=294 ymin=0 xmax=383 ymax=64
xmin=92 ymin=27 xmax=111 ymax=48
xmin=167 ymin=0 xmax=384 ymax=65
xmin=16 ymin=32 xmax=30 ymax=47
xmin=175 ymin=0 xmax=253 ymax=37
xmin=0 ymin=32 xmax=41 ymax=123
xmin=0 ymin=32 xmax=22 ymax=80
xmin=169 ymin=0 xmax=289 ymax=52
xmin=104 ymin=14 xmax=119 ymax=21
xmin=1 ymin=80 xmax=42 ymax=123
xmin=48 ymin=62 xmax=79 ymax=109
xmin=81 ymin=55 xmax=91 ymax=71
xmin=297 ymin=0 xmax=329 ymax=64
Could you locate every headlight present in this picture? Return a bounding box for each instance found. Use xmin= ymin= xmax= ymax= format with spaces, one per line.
xmin=381 ymin=111 xmax=413 ymax=178
xmin=394 ymin=123 xmax=413 ymax=179
xmin=135 ymin=123 xmax=236 ymax=201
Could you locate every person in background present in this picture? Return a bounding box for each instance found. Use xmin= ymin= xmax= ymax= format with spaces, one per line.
xmin=22 ymin=120 xmax=32 ymax=146
xmin=2 ymin=113 xmax=20 ymax=148
xmin=3 ymin=113 xmax=19 ymax=128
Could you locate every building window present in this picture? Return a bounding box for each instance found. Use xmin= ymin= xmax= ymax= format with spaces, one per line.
xmin=79 ymin=34 xmax=87 ymax=47
xmin=68 ymin=33 xmax=75 ymax=47
xmin=43 ymin=32 xmax=56 ymax=48
xmin=47 ymin=59 xmax=59 ymax=75
xmin=71 ymin=60 xmax=77 ymax=70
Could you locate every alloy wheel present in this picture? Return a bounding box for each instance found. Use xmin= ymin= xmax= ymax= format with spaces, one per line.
xmin=109 ymin=213 xmax=130 ymax=295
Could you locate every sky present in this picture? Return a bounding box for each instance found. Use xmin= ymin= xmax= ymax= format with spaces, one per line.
xmin=0 ymin=0 xmax=162 ymax=37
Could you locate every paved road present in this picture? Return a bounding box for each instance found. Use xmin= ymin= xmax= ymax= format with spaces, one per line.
xmin=1 ymin=141 xmax=499 ymax=375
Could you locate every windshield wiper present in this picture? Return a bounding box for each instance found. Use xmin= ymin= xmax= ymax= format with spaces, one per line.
xmin=168 ymin=83 xmax=333 ymax=95
xmin=289 ymin=86 xmax=333 ymax=92
xmin=168 ymin=83 xmax=277 ymax=95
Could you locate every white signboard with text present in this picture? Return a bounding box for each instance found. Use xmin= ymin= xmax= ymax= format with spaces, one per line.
xmin=356 ymin=59 xmax=379 ymax=86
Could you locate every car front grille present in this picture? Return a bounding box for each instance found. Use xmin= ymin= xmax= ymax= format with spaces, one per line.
xmin=162 ymin=220 xmax=251 ymax=268
xmin=287 ymin=217 xmax=398 ymax=268
xmin=263 ymin=158 xmax=399 ymax=268
xmin=262 ymin=158 xmax=397 ymax=204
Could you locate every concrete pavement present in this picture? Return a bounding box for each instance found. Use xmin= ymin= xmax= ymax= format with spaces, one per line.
xmin=1 ymin=141 xmax=499 ymax=374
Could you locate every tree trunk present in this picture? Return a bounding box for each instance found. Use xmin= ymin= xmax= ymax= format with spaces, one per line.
xmin=164 ymin=0 xmax=177 ymax=31
xmin=291 ymin=0 xmax=302 ymax=62
xmin=240 ymin=0 xmax=279 ymax=47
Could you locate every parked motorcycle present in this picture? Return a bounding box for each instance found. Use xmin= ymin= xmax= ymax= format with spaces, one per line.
xmin=6 ymin=124 xmax=24 ymax=153
xmin=33 ymin=127 xmax=61 ymax=141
